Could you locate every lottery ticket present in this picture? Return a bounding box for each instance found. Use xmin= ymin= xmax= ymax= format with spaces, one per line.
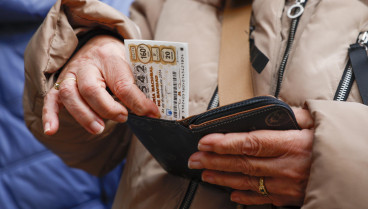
xmin=125 ymin=39 xmax=189 ymax=120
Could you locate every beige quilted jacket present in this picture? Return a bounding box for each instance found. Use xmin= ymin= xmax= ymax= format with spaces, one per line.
xmin=24 ymin=0 xmax=368 ymax=208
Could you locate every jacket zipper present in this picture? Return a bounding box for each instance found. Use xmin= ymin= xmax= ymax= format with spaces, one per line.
xmin=335 ymin=31 xmax=368 ymax=101
xmin=179 ymin=181 xmax=199 ymax=209
xmin=334 ymin=64 xmax=354 ymax=101
xmin=275 ymin=0 xmax=308 ymax=97
xmin=179 ymin=89 xmax=219 ymax=209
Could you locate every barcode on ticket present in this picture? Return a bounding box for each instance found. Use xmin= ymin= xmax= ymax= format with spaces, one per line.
xmin=173 ymin=71 xmax=178 ymax=119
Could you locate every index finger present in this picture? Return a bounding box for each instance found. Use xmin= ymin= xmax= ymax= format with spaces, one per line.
xmin=101 ymin=52 xmax=160 ymax=118
xmin=198 ymin=129 xmax=313 ymax=157
xmin=42 ymin=88 xmax=62 ymax=135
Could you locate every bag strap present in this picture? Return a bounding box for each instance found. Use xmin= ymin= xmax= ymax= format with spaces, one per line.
xmin=218 ymin=0 xmax=253 ymax=106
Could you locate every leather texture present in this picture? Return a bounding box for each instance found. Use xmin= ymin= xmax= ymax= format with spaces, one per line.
xmin=127 ymin=96 xmax=299 ymax=180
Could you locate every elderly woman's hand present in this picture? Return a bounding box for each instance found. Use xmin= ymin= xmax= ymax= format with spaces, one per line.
xmin=42 ymin=35 xmax=160 ymax=135
xmin=188 ymin=108 xmax=314 ymax=206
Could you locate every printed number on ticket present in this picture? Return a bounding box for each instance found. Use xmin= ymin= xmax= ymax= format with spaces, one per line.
xmin=125 ymin=40 xmax=189 ymax=120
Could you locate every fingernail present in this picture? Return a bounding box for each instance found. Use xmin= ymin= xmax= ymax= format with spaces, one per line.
xmin=188 ymin=161 xmax=203 ymax=169
xmin=116 ymin=114 xmax=128 ymax=122
xmin=155 ymin=112 xmax=161 ymax=118
xmin=202 ymin=173 xmax=215 ymax=183
xmin=198 ymin=143 xmax=212 ymax=151
xmin=90 ymin=121 xmax=104 ymax=134
xmin=147 ymin=113 xmax=160 ymax=119
xmin=200 ymin=133 xmax=223 ymax=144
xmin=147 ymin=111 xmax=161 ymax=119
xmin=44 ymin=122 xmax=51 ymax=134
xmin=189 ymin=152 xmax=203 ymax=161
xmin=231 ymin=195 xmax=240 ymax=202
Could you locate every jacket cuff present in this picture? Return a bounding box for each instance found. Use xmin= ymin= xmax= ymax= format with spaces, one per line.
xmin=302 ymin=100 xmax=368 ymax=208
xmin=24 ymin=0 xmax=140 ymax=98
xmin=77 ymin=29 xmax=125 ymax=51
xmin=23 ymin=0 xmax=139 ymax=176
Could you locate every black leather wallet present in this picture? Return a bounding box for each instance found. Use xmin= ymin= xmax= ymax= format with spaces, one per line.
xmin=127 ymin=96 xmax=299 ymax=180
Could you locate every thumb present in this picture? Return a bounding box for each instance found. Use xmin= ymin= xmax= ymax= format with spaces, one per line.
xmin=292 ymin=107 xmax=314 ymax=129
xmin=90 ymin=35 xmax=161 ymax=118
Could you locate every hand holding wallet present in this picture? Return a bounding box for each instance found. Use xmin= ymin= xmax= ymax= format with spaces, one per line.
xmin=127 ymin=96 xmax=299 ymax=180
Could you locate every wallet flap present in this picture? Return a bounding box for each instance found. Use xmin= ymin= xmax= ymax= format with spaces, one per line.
xmin=127 ymin=114 xmax=202 ymax=178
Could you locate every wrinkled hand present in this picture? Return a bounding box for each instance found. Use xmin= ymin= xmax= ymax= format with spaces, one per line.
xmin=43 ymin=35 xmax=160 ymax=135
xmin=188 ymin=108 xmax=314 ymax=206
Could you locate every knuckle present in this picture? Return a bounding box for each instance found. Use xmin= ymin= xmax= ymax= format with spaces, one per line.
xmin=239 ymin=176 xmax=256 ymax=190
xmin=237 ymin=157 xmax=257 ymax=175
xmin=242 ymin=133 xmax=261 ymax=155
xmin=79 ymin=85 xmax=121 ymax=119
xmin=113 ymin=80 xmax=133 ymax=95
xmin=282 ymin=167 xmax=309 ymax=185
xmin=92 ymin=42 xmax=124 ymax=63
xmin=79 ymin=83 xmax=100 ymax=99
xmin=42 ymin=99 xmax=53 ymax=116
xmin=59 ymin=84 xmax=75 ymax=100
xmin=42 ymin=105 xmax=48 ymax=116
xmin=113 ymin=81 xmax=144 ymax=113
xmin=283 ymin=169 xmax=303 ymax=180
xmin=206 ymin=153 xmax=219 ymax=169
xmin=289 ymin=188 xmax=305 ymax=200
xmin=100 ymin=107 xmax=119 ymax=119
xmin=43 ymin=93 xmax=54 ymax=111
xmin=94 ymin=46 xmax=112 ymax=61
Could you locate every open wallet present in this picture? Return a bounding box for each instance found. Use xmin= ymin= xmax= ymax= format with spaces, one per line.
xmin=127 ymin=96 xmax=300 ymax=180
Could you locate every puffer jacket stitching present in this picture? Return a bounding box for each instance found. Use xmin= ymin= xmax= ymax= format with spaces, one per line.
xmin=44 ymin=6 xmax=61 ymax=75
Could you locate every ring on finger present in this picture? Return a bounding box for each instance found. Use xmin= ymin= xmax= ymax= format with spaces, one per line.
xmin=54 ymin=77 xmax=77 ymax=90
xmin=258 ymin=177 xmax=269 ymax=196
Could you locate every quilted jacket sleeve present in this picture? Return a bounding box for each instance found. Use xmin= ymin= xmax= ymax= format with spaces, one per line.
xmin=302 ymin=100 xmax=368 ymax=209
xmin=23 ymin=0 xmax=164 ymax=176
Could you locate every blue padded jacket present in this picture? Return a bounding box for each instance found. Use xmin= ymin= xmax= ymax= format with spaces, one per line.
xmin=0 ymin=1 xmax=133 ymax=208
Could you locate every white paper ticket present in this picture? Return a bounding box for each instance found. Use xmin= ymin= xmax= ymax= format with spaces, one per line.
xmin=125 ymin=39 xmax=189 ymax=120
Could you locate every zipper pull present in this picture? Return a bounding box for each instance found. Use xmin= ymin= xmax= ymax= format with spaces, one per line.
xmin=349 ymin=31 xmax=368 ymax=105
xmin=287 ymin=0 xmax=306 ymax=19
xmin=358 ymin=31 xmax=368 ymax=49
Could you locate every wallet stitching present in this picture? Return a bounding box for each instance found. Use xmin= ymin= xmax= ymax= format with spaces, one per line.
xmin=191 ymin=106 xmax=298 ymax=133
xmin=194 ymin=97 xmax=273 ymax=120
xmin=189 ymin=105 xmax=274 ymax=128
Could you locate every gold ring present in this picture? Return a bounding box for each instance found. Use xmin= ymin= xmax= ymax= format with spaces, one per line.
xmin=54 ymin=78 xmax=77 ymax=90
xmin=258 ymin=177 xmax=269 ymax=196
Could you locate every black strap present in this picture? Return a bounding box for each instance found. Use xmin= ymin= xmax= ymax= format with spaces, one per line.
xmin=349 ymin=43 xmax=368 ymax=105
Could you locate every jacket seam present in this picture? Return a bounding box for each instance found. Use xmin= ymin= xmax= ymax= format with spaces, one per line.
xmin=3 ymin=182 xmax=22 ymax=208
xmin=44 ymin=9 xmax=60 ymax=76
xmin=71 ymin=12 xmax=117 ymax=28
xmin=0 ymin=150 xmax=53 ymax=174
xmin=67 ymin=196 xmax=106 ymax=209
